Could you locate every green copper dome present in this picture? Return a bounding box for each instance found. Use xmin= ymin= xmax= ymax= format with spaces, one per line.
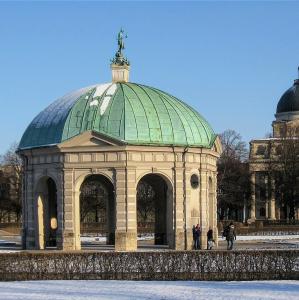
xmin=19 ymin=82 xmax=216 ymax=150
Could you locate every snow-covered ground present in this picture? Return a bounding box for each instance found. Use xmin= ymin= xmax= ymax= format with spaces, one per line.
xmin=1 ymin=234 xmax=299 ymax=245
xmin=80 ymin=234 xmax=299 ymax=243
xmin=0 ymin=280 xmax=298 ymax=300
xmin=0 ymin=234 xmax=299 ymax=252
xmin=81 ymin=234 xmax=155 ymax=244
xmin=231 ymin=235 xmax=299 ymax=241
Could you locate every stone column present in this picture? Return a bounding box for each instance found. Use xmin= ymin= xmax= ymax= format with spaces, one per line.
xmin=269 ymin=177 xmax=276 ymax=220
xmin=173 ymin=166 xmax=185 ymax=250
xmin=184 ymin=167 xmax=193 ymax=250
xmin=55 ymin=171 xmax=64 ymax=249
xmin=24 ymin=169 xmax=36 ymax=249
xmin=213 ymin=172 xmax=218 ymax=247
xmin=199 ymin=170 xmax=208 ymax=249
xmin=62 ymin=169 xmax=79 ymax=250
xmin=249 ymin=172 xmax=256 ymax=221
xmin=21 ymin=162 xmax=27 ymax=249
xmin=265 ymin=176 xmax=269 ymax=219
xmin=114 ymin=167 xmax=137 ymax=251
xmin=276 ymin=206 xmax=281 ymax=220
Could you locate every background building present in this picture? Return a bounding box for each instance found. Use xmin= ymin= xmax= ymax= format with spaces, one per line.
xmin=249 ymin=71 xmax=299 ymax=222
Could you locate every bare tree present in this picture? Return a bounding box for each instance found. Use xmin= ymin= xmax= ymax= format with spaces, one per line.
xmin=137 ymin=182 xmax=155 ymax=223
xmin=268 ymin=126 xmax=299 ymax=219
xmin=80 ymin=180 xmax=107 ymax=223
xmin=0 ymin=181 xmax=12 ymax=222
xmin=0 ymin=142 xmax=22 ymax=222
xmin=219 ymin=129 xmax=248 ymax=163
xmin=217 ymin=130 xmax=250 ymax=221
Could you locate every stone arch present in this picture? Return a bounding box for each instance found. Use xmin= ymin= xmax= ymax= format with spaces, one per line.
xmin=135 ymin=171 xmax=174 ymax=190
xmin=74 ymin=171 xmax=114 ymax=193
xmin=34 ymin=176 xmax=58 ymax=250
xmin=136 ymin=172 xmax=174 ymax=248
xmin=34 ymin=172 xmax=59 ymax=192
xmin=74 ymin=172 xmax=116 ymax=249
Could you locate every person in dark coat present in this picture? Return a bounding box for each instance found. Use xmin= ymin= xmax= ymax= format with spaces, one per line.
xmin=207 ymin=228 xmax=214 ymax=250
xmin=194 ymin=224 xmax=201 ymax=250
xmin=226 ymin=222 xmax=236 ymax=250
xmin=192 ymin=225 xmax=196 ymax=250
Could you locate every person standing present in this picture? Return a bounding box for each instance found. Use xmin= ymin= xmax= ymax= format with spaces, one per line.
xmin=194 ymin=224 xmax=201 ymax=250
xmin=207 ymin=227 xmax=214 ymax=250
xmin=226 ymin=222 xmax=236 ymax=250
xmin=192 ymin=225 xmax=196 ymax=250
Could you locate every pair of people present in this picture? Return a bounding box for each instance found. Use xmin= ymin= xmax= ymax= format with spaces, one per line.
xmin=223 ymin=222 xmax=236 ymax=250
xmin=192 ymin=224 xmax=214 ymax=250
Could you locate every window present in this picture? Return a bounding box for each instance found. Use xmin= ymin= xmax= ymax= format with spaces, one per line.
xmin=259 ymin=207 xmax=266 ymax=217
xmin=190 ymin=174 xmax=199 ymax=189
xmin=256 ymin=145 xmax=266 ymax=155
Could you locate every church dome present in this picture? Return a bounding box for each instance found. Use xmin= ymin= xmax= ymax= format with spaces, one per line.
xmin=276 ymin=79 xmax=299 ymax=116
xmin=19 ymin=82 xmax=216 ymax=150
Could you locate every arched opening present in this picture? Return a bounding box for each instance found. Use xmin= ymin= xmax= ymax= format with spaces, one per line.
xmin=79 ymin=174 xmax=115 ymax=247
xmin=136 ymin=174 xmax=173 ymax=248
xmin=35 ymin=177 xmax=58 ymax=249
xmin=208 ymin=177 xmax=214 ymax=229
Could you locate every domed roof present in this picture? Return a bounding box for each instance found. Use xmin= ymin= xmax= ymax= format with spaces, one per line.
xmin=276 ymin=79 xmax=299 ymax=114
xmin=19 ymin=82 xmax=216 ymax=150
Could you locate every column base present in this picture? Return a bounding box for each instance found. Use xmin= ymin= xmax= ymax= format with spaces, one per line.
xmin=174 ymin=229 xmax=185 ymax=250
xmin=115 ymin=230 xmax=137 ymax=251
xmin=200 ymin=234 xmax=207 ymax=250
xmin=186 ymin=229 xmax=193 ymax=250
xmin=62 ymin=230 xmax=80 ymax=250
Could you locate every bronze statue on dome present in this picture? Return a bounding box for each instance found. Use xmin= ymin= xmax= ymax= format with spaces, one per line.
xmin=117 ymin=28 xmax=127 ymax=55
xmin=111 ymin=29 xmax=130 ymax=66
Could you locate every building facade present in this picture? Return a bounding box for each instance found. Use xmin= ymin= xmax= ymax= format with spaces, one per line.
xmin=249 ymin=73 xmax=299 ymax=222
xmin=18 ymin=33 xmax=222 ymax=251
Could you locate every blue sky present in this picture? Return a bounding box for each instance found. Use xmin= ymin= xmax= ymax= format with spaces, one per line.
xmin=0 ymin=1 xmax=299 ymax=154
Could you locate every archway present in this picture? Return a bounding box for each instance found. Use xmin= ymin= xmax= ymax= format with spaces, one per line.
xmin=35 ymin=177 xmax=58 ymax=249
xmin=79 ymin=174 xmax=115 ymax=246
xmin=136 ymin=174 xmax=173 ymax=248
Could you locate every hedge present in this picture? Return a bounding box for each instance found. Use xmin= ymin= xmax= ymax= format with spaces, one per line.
xmin=0 ymin=250 xmax=298 ymax=281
